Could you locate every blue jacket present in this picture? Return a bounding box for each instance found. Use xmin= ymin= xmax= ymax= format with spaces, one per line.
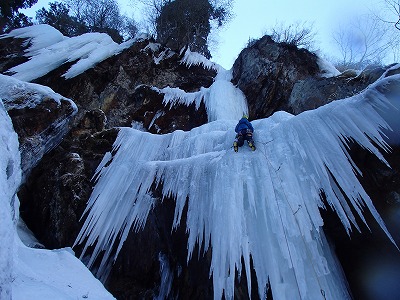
xmin=235 ymin=118 xmax=254 ymax=133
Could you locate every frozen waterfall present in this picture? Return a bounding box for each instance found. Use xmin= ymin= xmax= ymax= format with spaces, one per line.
xmin=75 ymin=68 xmax=400 ymax=300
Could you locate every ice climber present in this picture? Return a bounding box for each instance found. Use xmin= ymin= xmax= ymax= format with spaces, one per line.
xmin=233 ymin=115 xmax=256 ymax=152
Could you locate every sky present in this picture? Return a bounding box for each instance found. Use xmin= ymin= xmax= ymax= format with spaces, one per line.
xmin=211 ymin=0 xmax=375 ymax=68
xmin=20 ymin=0 xmax=391 ymax=69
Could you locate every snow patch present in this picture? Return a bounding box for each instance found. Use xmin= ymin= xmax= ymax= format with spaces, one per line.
xmin=1 ymin=24 xmax=66 ymax=55
xmin=2 ymin=25 xmax=138 ymax=81
xmin=12 ymin=241 xmax=115 ymax=300
xmin=180 ymin=47 xmax=223 ymax=73
xmin=143 ymin=42 xmax=174 ymax=65
xmin=131 ymin=121 xmax=146 ymax=131
xmin=317 ymin=57 xmax=341 ymax=78
xmin=0 ymin=74 xmax=77 ymax=112
xmin=144 ymin=42 xmax=161 ymax=53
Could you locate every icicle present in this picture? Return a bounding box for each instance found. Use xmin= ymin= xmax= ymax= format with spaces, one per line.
xmin=179 ymin=46 xmax=223 ymax=72
xmin=155 ymin=69 xmax=248 ymax=122
xmin=155 ymin=253 xmax=174 ymax=300
xmin=75 ymin=72 xmax=400 ymax=300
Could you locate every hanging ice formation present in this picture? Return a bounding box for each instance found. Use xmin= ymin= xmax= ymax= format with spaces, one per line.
xmin=75 ymin=63 xmax=400 ymax=299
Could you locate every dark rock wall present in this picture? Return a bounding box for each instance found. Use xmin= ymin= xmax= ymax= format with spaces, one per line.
xmin=18 ymin=127 xmax=119 ymax=248
xmin=0 ymin=37 xmax=28 ymax=73
xmin=32 ymin=39 xmax=213 ymax=131
xmin=322 ymin=145 xmax=400 ymax=300
xmin=6 ymin=97 xmax=77 ymax=180
xmin=231 ymin=35 xmax=320 ymax=119
xmin=287 ymin=66 xmax=390 ymax=114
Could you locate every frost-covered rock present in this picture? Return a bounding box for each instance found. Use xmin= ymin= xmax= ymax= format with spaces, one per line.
xmin=0 ymin=74 xmax=77 ymax=180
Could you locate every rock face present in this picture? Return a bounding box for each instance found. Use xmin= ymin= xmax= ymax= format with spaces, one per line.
xmin=31 ymin=39 xmax=212 ymax=131
xmin=0 ymin=75 xmax=77 ymax=181
xmin=287 ymin=66 xmax=391 ymax=114
xmin=231 ymin=35 xmax=320 ymax=119
xmin=8 ymin=98 xmax=77 ymax=180
xmin=18 ymin=127 xmax=118 ymax=248
xmin=2 ymin=31 xmax=400 ymax=300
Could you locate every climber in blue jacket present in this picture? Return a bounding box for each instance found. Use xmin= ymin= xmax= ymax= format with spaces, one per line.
xmin=233 ymin=115 xmax=256 ymax=152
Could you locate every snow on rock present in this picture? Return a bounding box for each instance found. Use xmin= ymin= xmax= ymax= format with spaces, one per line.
xmin=180 ymin=46 xmax=223 ymax=73
xmin=75 ymin=64 xmax=400 ymax=299
xmin=0 ymin=74 xmax=78 ymax=179
xmin=2 ymin=25 xmax=221 ymax=82
xmin=12 ymin=241 xmax=115 ymax=300
xmin=0 ymin=74 xmax=77 ymax=111
xmin=144 ymin=42 xmax=161 ymax=53
xmin=1 ymin=24 xmax=66 ymax=55
xmin=143 ymin=42 xmax=176 ymax=65
xmin=316 ymin=57 xmax=341 ymax=78
xmin=1 ymin=25 xmax=138 ymax=81
xmin=156 ymin=69 xmax=248 ymax=121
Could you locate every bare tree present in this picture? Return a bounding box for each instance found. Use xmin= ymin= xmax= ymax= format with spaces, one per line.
xmin=122 ymin=16 xmax=139 ymax=40
xmin=265 ymin=21 xmax=316 ymax=50
xmin=378 ymin=1 xmax=400 ymax=62
xmin=332 ymin=15 xmax=398 ymax=70
xmin=136 ymin=0 xmax=170 ymax=35
xmin=63 ymin=0 xmax=125 ymax=42
xmin=381 ymin=0 xmax=400 ymax=30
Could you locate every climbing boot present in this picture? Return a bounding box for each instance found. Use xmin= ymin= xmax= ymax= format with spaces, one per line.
xmin=233 ymin=141 xmax=238 ymax=152
xmin=248 ymin=142 xmax=256 ymax=151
